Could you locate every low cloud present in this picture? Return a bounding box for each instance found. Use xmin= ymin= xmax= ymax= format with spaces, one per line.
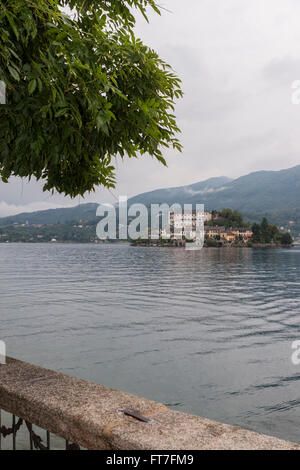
xmin=184 ymin=186 xmax=230 ymax=196
xmin=263 ymin=56 xmax=300 ymax=85
xmin=0 ymin=201 xmax=76 ymax=218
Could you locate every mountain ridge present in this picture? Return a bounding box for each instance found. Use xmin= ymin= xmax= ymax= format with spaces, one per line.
xmin=0 ymin=165 xmax=300 ymax=235
xmin=128 ymin=165 xmax=300 ymax=213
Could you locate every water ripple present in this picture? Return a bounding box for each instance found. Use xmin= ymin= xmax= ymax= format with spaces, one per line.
xmin=1 ymin=243 xmax=300 ymax=443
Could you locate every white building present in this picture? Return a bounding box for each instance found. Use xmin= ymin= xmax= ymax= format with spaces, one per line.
xmin=169 ymin=210 xmax=212 ymax=240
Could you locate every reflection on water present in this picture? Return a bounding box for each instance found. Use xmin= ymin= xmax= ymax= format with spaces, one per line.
xmin=0 ymin=244 xmax=300 ymax=443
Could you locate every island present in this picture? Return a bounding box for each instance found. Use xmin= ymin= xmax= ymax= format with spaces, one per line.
xmin=132 ymin=209 xmax=293 ymax=248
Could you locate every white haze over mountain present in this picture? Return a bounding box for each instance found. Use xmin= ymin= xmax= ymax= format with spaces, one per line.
xmin=184 ymin=186 xmax=231 ymax=196
xmin=0 ymin=201 xmax=75 ymax=218
xmin=2 ymin=0 xmax=300 ymax=216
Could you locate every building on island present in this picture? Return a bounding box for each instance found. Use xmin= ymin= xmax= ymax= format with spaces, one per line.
xmin=169 ymin=210 xmax=212 ymax=240
xmin=204 ymin=226 xmax=253 ymax=244
xmin=161 ymin=210 xmax=253 ymax=245
xmin=205 ymin=226 xmax=226 ymax=239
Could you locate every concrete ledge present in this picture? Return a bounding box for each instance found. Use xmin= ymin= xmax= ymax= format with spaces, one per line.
xmin=0 ymin=357 xmax=299 ymax=450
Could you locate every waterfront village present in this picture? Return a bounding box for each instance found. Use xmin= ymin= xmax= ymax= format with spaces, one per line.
xmin=161 ymin=210 xmax=253 ymax=246
xmin=0 ymin=207 xmax=294 ymax=246
xmin=132 ymin=209 xmax=293 ymax=248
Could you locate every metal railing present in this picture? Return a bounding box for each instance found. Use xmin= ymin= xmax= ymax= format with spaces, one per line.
xmin=0 ymin=411 xmax=80 ymax=450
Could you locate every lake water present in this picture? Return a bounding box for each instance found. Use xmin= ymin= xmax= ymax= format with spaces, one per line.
xmin=1 ymin=243 xmax=300 ymax=444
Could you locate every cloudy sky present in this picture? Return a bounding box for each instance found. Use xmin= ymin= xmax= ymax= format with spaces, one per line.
xmin=1 ymin=0 xmax=300 ymax=216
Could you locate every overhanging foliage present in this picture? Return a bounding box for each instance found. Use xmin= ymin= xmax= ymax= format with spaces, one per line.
xmin=0 ymin=0 xmax=182 ymax=197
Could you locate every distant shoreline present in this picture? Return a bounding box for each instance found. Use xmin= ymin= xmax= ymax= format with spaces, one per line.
xmin=0 ymin=240 xmax=294 ymax=248
xmin=131 ymin=243 xmax=293 ymax=249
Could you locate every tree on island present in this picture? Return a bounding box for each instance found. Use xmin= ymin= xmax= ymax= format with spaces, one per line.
xmin=207 ymin=208 xmax=249 ymax=228
xmin=252 ymin=218 xmax=293 ymax=245
xmin=280 ymin=232 xmax=293 ymax=245
xmin=0 ymin=0 xmax=182 ymax=197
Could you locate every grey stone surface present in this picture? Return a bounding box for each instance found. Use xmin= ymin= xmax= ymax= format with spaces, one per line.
xmin=0 ymin=357 xmax=299 ymax=450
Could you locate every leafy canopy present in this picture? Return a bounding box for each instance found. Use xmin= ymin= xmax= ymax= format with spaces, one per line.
xmin=0 ymin=0 xmax=182 ymax=197
xmin=207 ymin=208 xmax=249 ymax=229
xmin=252 ymin=217 xmax=293 ymax=245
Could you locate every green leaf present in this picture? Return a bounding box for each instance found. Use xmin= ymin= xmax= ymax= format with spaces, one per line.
xmin=28 ymin=79 xmax=37 ymax=95
xmin=5 ymin=12 xmax=19 ymax=40
xmin=8 ymin=65 xmax=20 ymax=81
xmin=54 ymin=108 xmax=69 ymax=118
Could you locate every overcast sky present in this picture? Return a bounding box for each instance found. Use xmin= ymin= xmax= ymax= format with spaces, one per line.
xmin=1 ymin=0 xmax=300 ymax=216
